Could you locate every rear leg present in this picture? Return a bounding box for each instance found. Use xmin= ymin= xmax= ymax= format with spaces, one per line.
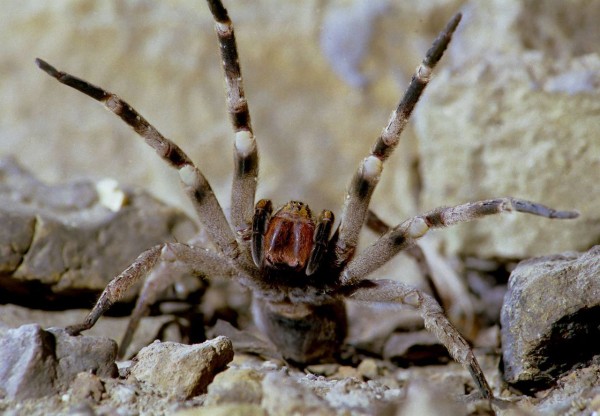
xmin=348 ymin=279 xmax=494 ymax=400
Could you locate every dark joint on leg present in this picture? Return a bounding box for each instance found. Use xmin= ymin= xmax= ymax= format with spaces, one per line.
xmin=425 ymin=210 xmax=446 ymax=227
xmin=231 ymin=107 xmax=250 ymax=131
xmin=236 ymin=152 xmax=258 ymax=177
xmin=207 ymin=0 xmax=231 ymax=24
xmin=192 ymin=188 xmax=208 ymax=205
xmin=371 ymin=137 xmax=394 ymax=160
xmin=392 ymin=232 xmax=407 ymax=247
xmin=477 ymin=200 xmax=504 ymax=216
xmin=352 ymin=174 xmax=372 ymax=200
xmin=163 ymin=144 xmax=193 ymax=168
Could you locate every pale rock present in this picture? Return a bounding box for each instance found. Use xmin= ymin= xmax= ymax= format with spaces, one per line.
xmin=128 ymin=336 xmax=234 ymax=399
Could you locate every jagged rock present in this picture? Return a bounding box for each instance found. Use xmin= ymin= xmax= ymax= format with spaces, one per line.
xmin=0 ymin=157 xmax=196 ymax=303
xmin=0 ymin=324 xmax=117 ymax=400
xmin=501 ymin=246 xmax=600 ymax=392
xmin=415 ymin=1 xmax=600 ymax=258
xmin=0 ymin=303 xmax=183 ymax=359
xmin=204 ymin=366 xmax=264 ymax=405
xmin=128 ymin=336 xmax=234 ymax=399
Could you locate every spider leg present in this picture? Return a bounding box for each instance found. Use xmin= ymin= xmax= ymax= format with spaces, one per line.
xmin=65 ymin=243 xmax=239 ymax=351
xmin=342 ymin=198 xmax=579 ymax=285
xmin=348 ymin=279 xmax=494 ymax=400
xmin=365 ymin=210 xmax=444 ymax=305
xmin=366 ymin=209 xmax=476 ymax=336
xmin=206 ymin=0 xmax=258 ymax=237
xmin=306 ymin=210 xmax=335 ymax=275
xmin=251 ymin=199 xmax=273 ymax=268
xmin=35 ymin=58 xmax=253 ymax=271
xmin=118 ymin=243 xmax=239 ymax=357
xmin=333 ymin=14 xmax=462 ymax=268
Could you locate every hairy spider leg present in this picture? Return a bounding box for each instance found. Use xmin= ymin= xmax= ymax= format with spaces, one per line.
xmin=334 ymin=13 xmax=462 ymax=268
xmin=349 ymin=279 xmax=494 ymax=400
xmin=366 ymin=210 xmax=445 ymax=308
xmin=63 ymin=243 xmax=240 ymax=356
xmin=306 ymin=209 xmax=335 ymax=275
xmin=251 ymin=199 xmax=274 ymax=267
xmin=342 ymin=197 xmax=578 ymax=285
xmin=34 ymin=58 xmax=254 ymax=272
xmin=207 ymin=0 xmax=258 ymax=238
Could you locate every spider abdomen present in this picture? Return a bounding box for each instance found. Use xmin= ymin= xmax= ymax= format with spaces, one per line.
xmin=252 ymin=296 xmax=347 ymax=364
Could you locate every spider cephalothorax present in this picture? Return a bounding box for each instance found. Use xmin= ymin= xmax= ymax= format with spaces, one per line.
xmin=36 ymin=0 xmax=578 ymax=401
xmin=254 ymin=201 xmax=320 ymax=273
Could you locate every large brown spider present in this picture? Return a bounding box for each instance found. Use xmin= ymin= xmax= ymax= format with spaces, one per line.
xmin=35 ymin=0 xmax=578 ymax=401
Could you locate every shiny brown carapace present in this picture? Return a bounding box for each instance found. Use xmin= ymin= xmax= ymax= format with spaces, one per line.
xmin=262 ymin=202 xmax=315 ymax=271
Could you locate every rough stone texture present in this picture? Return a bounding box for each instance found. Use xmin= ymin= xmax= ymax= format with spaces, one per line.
xmin=129 ymin=336 xmax=234 ymax=399
xmin=0 ymin=324 xmax=117 ymax=400
xmin=415 ymin=0 xmax=600 ymax=258
xmin=501 ymin=246 xmax=600 ymax=392
xmin=0 ymin=303 xmax=180 ymax=359
xmin=260 ymin=371 xmax=335 ymax=416
xmin=204 ymin=366 xmax=264 ymax=405
xmin=175 ymin=404 xmax=268 ymax=416
xmin=0 ymin=157 xmax=195 ymax=301
xmin=1 ymin=348 xmax=598 ymax=415
xmin=70 ymin=371 xmax=105 ymax=403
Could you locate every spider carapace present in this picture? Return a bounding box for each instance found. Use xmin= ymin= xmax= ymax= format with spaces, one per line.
xmin=35 ymin=0 xmax=579 ymax=402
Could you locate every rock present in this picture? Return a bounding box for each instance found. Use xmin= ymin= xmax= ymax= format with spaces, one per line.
xmin=128 ymin=336 xmax=234 ymax=399
xmin=51 ymin=326 xmax=118 ymax=380
xmin=174 ymin=403 xmax=267 ymax=416
xmin=0 ymin=303 xmax=181 ymax=359
xmin=415 ymin=0 xmax=600 ymax=258
xmin=398 ymin=381 xmax=467 ymax=416
xmin=356 ymin=358 xmax=380 ymax=380
xmin=0 ymin=324 xmax=117 ymax=400
xmin=0 ymin=324 xmax=57 ymax=400
xmin=383 ymin=330 xmax=451 ymax=367
xmin=70 ymin=371 xmax=105 ymax=403
xmin=0 ymin=157 xmax=196 ymax=304
xmin=204 ymin=366 xmax=264 ymax=405
xmin=260 ymin=371 xmax=335 ymax=416
xmin=501 ymin=246 xmax=600 ymax=392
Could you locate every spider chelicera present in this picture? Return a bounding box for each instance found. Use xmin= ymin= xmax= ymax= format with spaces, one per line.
xmin=35 ymin=0 xmax=578 ymax=401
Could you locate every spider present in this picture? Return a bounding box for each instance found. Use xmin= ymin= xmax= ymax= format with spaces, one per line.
xmin=35 ymin=0 xmax=578 ymax=401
